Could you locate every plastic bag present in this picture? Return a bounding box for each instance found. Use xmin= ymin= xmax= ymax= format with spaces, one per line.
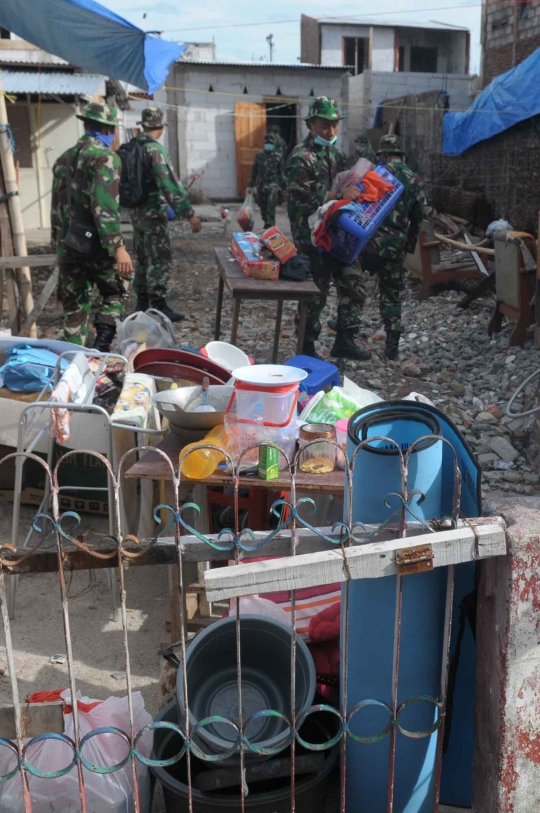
xmin=236 ymin=189 xmax=255 ymax=232
xmin=299 ymin=380 xmax=382 ymax=425
xmin=0 ymin=689 xmax=153 ymax=813
xmin=115 ymin=309 xmax=175 ymax=355
xmin=330 ymin=157 xmax=373 ymax=195
xmin=0 ymin=345 xmax=67 ymax=393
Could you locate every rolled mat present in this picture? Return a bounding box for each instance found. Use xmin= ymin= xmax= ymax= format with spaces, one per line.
xmin=343 ymin=401 xmax=481 ymax=812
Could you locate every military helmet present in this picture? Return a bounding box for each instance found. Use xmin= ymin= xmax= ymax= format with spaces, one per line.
xmin=270 ymin=124 xmax=281 ymax=133
xmin=137 ymin=106 xmax=167 ymax=129
xmin=377 ymin=134 xmax=405 ymax=156
xmin=355 ymin=133 xmax=371 ymax=146
xmin=304 ymin=96 xmax=345 ymax=122
xmin=264 ymin=133 xmax=277 ymax=144
xmin=76 ymin=102 xmax=117 ymax=127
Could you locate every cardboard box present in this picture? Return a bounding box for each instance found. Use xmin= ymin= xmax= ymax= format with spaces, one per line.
xmin=258 ymin=445 xmax=280 ymax=480
xmin=260 ymin=227 xmax=297 ymax=263
xmin=230 ymin=232 xmax=280 ymax=281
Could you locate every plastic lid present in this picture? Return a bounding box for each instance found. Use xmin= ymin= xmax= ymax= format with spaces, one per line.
xmin=232 ymin=364 xmax=308 ymax=387
xmin=336 ymin=419 xmax=349 ymax=433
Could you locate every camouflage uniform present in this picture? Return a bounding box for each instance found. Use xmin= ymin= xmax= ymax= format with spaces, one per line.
xmin=130 ymin=107 xmax=194 ymax=303
xmin=270 ymin=126 xmax=289 ymax=160
xmin=51 ymin=102 xmax=127 ymax=346
xmin=366 ymin=135 xmax=424 ymax=334
xmin=287 ymin=99 xmax=366 ymax=345
xmin=248 ymin=134 xmax=286 ymax=228
xmin=352 ymin=133 xmax=376 ymax=164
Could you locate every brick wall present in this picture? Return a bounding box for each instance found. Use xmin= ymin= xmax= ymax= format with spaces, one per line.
xmin=483 ymin=0 xmax=540 ymax=84
xmin=483 ymin=36 xmax=540 ymax=84
xmin=430 ymin=116 xmax=540 ymax=234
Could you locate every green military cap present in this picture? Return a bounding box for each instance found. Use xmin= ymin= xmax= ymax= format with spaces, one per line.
xmin=355 ymin=133 xmax=371 ymax=145
xmin=76 ymin=102 xmax=118 ymax=126
xmin=264 ymin=132 xmax=277 ymax=143
xmin=138 ymin=106 xmax=167 ymax=129
xmin=377 ymin=134 xmax=405 ymax=156
xmin=304 ymin=96 xmax=345 ymax=122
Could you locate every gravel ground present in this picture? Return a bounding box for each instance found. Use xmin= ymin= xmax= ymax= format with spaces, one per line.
xmin=0 ymin=201 xmax=534 ymax=810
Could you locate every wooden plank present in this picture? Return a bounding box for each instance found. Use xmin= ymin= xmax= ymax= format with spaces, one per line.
xmin=0 ymin=520 xmax=487 ymax=573
xmin=204 ymin=519 xmax=508 ymax=601
xmin=0 ymin=254 xmax=58 ymax=270
xmin=20 ymin=266 xmax=59 ymax=337
xmin=0 ymin=702 xmax=64 ymax=739
xmin=464 ymin=232 xmax=489 ymax=278
xmin=215 ymin=248 xmax=319 ymax=300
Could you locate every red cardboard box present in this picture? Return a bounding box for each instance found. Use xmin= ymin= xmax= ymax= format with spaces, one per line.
xmin=260 ymin=226 xmax=297 ymax=263
xmin=231 ymin=232 xmax=280 ymax=281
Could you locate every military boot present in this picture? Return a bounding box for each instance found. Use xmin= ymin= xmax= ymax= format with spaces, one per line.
xmin=385 ymin=330 xmax=401 ymax=361
xmin=331 ymin=331 xmax=372 ymax=361
xmin=302 ymin=341 xmax=322 ymax=360
xmin=150 ymin=298 xmax=185 ymax=323
xmin=136 ymin=292 xmax=149 ymax=312
xmin=93 ymin=324 xmax=116 ymax=353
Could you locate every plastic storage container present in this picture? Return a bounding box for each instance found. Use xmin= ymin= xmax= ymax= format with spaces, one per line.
xmin=283 ymin=355 xmax=341 ymax=412
xmin=233 ymin=381 xmax=299 ymax=427
xmin=327 ymin=164 xmax=404 ymax=264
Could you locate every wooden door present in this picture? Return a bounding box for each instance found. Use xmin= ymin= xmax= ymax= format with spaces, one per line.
xmin=235 ymin=102 xmax=266 ymax=196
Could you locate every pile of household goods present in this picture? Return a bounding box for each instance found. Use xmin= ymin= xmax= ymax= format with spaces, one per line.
xmin=161 ymin=353 xmax=388 ymax=481
xmin=230 ymin=225 xmax=311 ymax=282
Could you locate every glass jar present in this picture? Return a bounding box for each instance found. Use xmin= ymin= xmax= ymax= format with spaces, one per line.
xmin=299 ymin=423 xmax=336 ymax=474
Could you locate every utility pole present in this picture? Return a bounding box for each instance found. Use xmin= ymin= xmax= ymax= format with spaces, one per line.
xmin=266 ymin=33 xmax=274 ymax=62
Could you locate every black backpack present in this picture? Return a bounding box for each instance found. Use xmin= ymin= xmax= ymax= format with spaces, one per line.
xmin=117 ymin=136 xmax=152 ymax=208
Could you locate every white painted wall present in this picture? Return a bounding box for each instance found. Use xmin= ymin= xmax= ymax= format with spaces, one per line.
xmin=167 ymin=65 xmax=348 ymax=199
xmin=319 ymin=23 xmax=468 ymax=75
xmin=372 ymin=28 xmax=395 ymax=72
xmin=320 ymin=25 xmax=370 ymax=66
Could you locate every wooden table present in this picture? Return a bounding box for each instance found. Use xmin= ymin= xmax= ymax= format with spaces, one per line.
xmin=126 ymin=431 xmax=345 ymax=495
xmin=213 ymin=247 xmax=319 ymax=362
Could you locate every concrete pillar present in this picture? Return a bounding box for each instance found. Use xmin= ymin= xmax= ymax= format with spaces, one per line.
xmin=475 ymin=498 xmax=540 ymax=812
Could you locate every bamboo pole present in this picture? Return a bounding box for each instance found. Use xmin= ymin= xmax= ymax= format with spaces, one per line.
xmin=0 ymin=76 xmax=36 ymax=337
xmin=434 ymin=232 xmax=496 ymax=256
xmin=0 ymin=157 xmax=20 ymax=334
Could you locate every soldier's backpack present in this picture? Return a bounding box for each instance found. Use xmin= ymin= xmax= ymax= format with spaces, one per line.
xmin=117 ymin=136 xmax=152 ymax=208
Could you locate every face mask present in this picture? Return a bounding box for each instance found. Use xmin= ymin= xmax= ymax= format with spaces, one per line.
xmin=87 ymin=131 xmax=115 ymax=148
xmin=264 ymin=143 xmax=275 ymax=152
xmin=314 ymin=134 xmax=337 ymax=148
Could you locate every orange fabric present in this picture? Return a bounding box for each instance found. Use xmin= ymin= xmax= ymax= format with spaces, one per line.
xmin=359 ymin=170 xmax=393 ymax=202
xmin=28 ymin=689 xmax=101 ymax=715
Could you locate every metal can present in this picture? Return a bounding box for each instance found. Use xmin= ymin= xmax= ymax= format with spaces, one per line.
xmin=298 ymin=423 xmax=336 ymax=474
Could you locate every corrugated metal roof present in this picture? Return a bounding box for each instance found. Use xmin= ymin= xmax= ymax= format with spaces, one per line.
xmin=176 ymin=60 xmax=351 ymax=70
xmin=0 ymin=48 xmax=68 ymax=66
xmin=0 ymin=69 xmax=106 ymax=95
xmin=316 ymin=17 xmax=469 ymax=31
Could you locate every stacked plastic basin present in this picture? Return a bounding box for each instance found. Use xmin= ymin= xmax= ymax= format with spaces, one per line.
xmin=343 ymin=401 xmax=481 ymax=812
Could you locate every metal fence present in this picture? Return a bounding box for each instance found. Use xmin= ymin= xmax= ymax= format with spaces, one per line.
xmin=0 ymin=438 xmax=506 ymax=812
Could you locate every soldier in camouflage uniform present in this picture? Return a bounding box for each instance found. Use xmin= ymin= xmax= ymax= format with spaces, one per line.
xmin=352 ymin=133 xmax=376 ymax=163
xmin=270 ymin=124 xmax=289 ymax=160
xmin=364 ymin=134 xmax=425 ymax=360
xmin=51 ymin=102 xmax=133 ymax=350
xmin=248 ymin=133 xmax=286 ymax=228
xmin=286 ymin=97 xmax=371 ymax=361
xmin=130 ymin=107 xmax=202 ymax=321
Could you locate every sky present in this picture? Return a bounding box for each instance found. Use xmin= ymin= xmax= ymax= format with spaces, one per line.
xmin=99 ymin=0 xmax=483 ymax=74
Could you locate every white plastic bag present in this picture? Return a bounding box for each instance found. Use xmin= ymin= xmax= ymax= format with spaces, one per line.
xmin=115 ymin=309 xmax=175 ymax=354
xmin=236 ymin=189 xmax=255 ymax=232
xmin=330 ymin=157 xmax=373 ymax=194
xmin=0 ymin=690 xmax=153 ymax=813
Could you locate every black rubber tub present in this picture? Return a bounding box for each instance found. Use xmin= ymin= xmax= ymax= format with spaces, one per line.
xmin=150 ymin=700 xmax=340 ymax=813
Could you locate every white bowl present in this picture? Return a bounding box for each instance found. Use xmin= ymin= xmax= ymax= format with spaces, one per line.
xmin=204 ymin=341 xmax=251 ymax=372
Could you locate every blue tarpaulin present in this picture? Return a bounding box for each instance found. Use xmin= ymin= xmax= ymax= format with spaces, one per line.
xmin=443 ymin=47 xmax=540 ymax=155
xmin=0 ymin=0 xmax=185 ymax=94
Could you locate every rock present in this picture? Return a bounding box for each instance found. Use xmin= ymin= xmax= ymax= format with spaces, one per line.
xmin=490 ymin=436 xmax=519 ymax=462
xmin=523 ymin=473 xmax=540 ymax=485
xmin=478 ymin=453 xmax=498 ymax=466
xmin=402 ymin=361 xmax=422 ymax=378
xmin=503 ymin=471 xmax=522 ymax=483
xmin=476 ymin=411 xmax=498 ymax=424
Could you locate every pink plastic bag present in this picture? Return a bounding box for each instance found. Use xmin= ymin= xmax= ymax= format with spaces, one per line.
xmin=0 ymin=690 xmax=153 ymax=812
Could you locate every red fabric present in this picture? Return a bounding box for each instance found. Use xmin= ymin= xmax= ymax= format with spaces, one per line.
xmin=28 ymin=689 xmax=101 ymax=715
xmin=308 ymin=601 xmax=341 ymax=643
xmin=313 ymin=171 xmax=394 ymax=252
xmin=313 ymin=199 xmax=350 ymax=252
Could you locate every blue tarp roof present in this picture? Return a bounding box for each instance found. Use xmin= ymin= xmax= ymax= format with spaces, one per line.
xmin=0 ymin=0 xmax=185 ymax=94
xmin=443 ymin=47 xmax=540 ymax=155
